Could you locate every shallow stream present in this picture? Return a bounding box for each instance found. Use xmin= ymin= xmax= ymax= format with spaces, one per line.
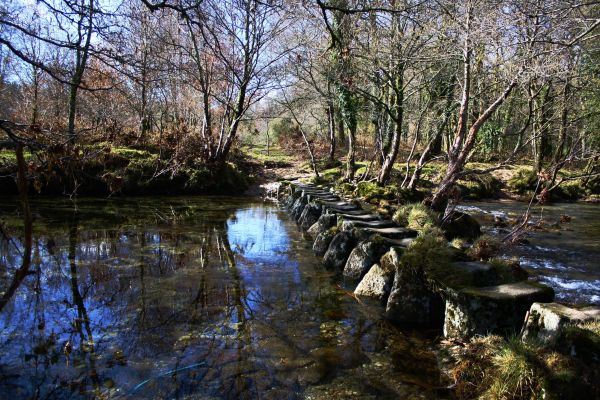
xmin=0 ymin=197 xmax=443 ymax=399
xmin=459 ymin=200 xmax=600 ymax=305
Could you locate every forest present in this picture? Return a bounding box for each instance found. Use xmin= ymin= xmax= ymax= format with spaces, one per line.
xmin=0 ymin=0 xmax=599 ymax=207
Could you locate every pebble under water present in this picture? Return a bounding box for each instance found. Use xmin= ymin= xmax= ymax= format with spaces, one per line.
xmin=0 ymin=197 xmax=445 ymax=399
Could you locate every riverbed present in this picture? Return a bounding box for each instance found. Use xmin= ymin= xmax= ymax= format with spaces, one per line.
xmin=0 ymin=197 xmax=444 ymax=399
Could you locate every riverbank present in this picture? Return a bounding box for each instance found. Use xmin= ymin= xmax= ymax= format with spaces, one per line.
xmin=2 ymin=143 xmax=598 ymax=203
xmin=0 ymin=145 xmax=257 ymax=196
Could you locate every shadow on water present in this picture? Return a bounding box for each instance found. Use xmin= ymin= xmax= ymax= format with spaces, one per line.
xmin=0 ymin=196 xmax=446 ymax=399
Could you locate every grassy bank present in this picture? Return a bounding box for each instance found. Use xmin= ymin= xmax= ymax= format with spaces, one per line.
xmin=0 ymin=145 xmax=254 ymax=196
xmin=302 ymin=160 xmax=600 ymax=208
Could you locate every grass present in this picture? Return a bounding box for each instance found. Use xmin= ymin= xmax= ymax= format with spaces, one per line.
xmin=467 ymin=234 xmax=502 ymax=261
xmin=241 ymin=144 xmax=295 ymax=166
xmin=392 ymin=203 xmax=438 ymax=231
xmin=448 ymin=334 xmax=599 ymax=399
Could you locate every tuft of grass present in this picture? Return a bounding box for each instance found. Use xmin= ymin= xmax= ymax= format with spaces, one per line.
xmin=449 ymin=335 xmax=597 ymax=400
xmin=392 ymin=203 xmax=438 ymax=231
xmin=400 ymin=226 xmax=451 ymax=275
xmin=451 ymin=237 xmax=467 ymax=249
xmin=467 ymin=234 xmax=502 ymax=261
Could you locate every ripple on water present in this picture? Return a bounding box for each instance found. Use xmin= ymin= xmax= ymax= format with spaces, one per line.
xmin=538 ymin=276 xmax=600 ymax=304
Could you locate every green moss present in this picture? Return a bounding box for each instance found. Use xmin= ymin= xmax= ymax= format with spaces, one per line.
xmin=400 ymin=226 xmax=452 ymax=282
xmin=354 ymin=181 xmax=385 ymax=201
xmin=458 ymin=173 xmax=502 ymax=200
xmin=111 ymin=147 xmax=155 ymax=160
xmin=508 ymin=168 xmax=538 ymax=194
xmin=241 ymin=145 xmax=294 ymax=167
xmin=554 ymin=180 xmax=586 ymax=200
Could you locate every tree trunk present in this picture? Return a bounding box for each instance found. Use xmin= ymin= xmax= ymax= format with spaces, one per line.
xmin=377 ymin=65 xmax=404 ymax=185
xmin=327 ymin=102 xmax=336 ymax=161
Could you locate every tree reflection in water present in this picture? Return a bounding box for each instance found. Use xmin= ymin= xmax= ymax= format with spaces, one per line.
xmin=0 ymin=197 xmax=444 ymax=399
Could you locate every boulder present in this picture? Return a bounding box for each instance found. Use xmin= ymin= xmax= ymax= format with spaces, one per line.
xmin=307 ymin=214 xmax=338 ymax=238
xmin=284 ymin=188 xmax=301 ymax=209
xmin=343 ymin=236 xmax=390 ymax=280
xmin=298 ymin=203 xmax=322 ymax=231
xmin=442 ymin=211 xmax=481 ymax=240
xmin=322 ymin=230 xmax=358 ymax=270
xmin=443 ymin=281 xmax=555 ymax=338
xmin=291 ymin=195 xmax=308 ymax=220
xmin=354 ymin=263 xmax=395 ymax=301
xmin=380 ymin=247 xmax=444 ymax=326
xmin=521 ymin=302 xmax=600 ymax=344
xmin=313 ymin=228 xmax=338 ymax=257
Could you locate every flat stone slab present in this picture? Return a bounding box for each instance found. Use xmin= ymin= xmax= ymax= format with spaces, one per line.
xmin=308 ymin=194 xmax=339 ymax=201
xmin=461 ymin=281 xmax=554 ymax=300
xmin=435 ymin=261 xmax=502 ymax=288
xmin=337 ymin=213 xmax=382 ymax=221
xmin=444 ymin=281 xmax=555 ymax=338
xmin=327 ymin=209 xmax=371 ymax=216
xmin=522 ymin=302 xmax=600 ymax=343
xmin=341 ymin=219 xmax=397 ymax=230
xmin=322 ymin=204 xmax=362 ymax=213
xmin=363 ymin=227 xmax=418 ymax=240
xmin=381 ymin=237 xmax=415 ymax=248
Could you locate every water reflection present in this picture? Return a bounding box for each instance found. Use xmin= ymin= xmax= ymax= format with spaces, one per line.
xmin=0 ymin=197 xmax=444 ymax=399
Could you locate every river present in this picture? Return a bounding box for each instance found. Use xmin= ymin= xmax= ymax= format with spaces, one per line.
xmin=0 ymin=197 xmax=443 ymax=399
xmin=459 ymin=200 xmax=600 ymax=305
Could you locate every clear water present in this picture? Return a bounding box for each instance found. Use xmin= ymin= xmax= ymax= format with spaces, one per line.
xmin=0 ymin=197 xmax=444 ymax=399
xmin=459 ymin=200 xmax=600 ymax=305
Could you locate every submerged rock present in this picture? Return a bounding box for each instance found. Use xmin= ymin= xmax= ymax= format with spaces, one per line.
xmin=343 ymin=236 xmax=390 ymax=281
xmin=354 ymin=263 xmax=395 ymax=301
xmin=441 ymin=211 xmax=481 ymax=240
xmin=521 ymin=302 xmax=600 ymax=344
xmin=443 ymin=281 xmax=555 ymax=338
xmin=298 ymin=202 xmax=322 ymax=231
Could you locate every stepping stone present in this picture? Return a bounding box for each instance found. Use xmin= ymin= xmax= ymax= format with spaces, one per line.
xmin=522 ymin=302 xmax=600 ymax=344
xmin=327 ymin=209 xmax=371 ymax=216
xmin=381 ymin=237 xmax=415 ymax=248
xmin=341 ymin=219 xmax=397 ymax=231
xmin=343 ymin=236 xmax=391 ymax=280
xmin=363 ymin=227 xmax=417 ymax=240
xmin=307 ymin=194 xmax=340 ymax=202
xmin=337 ymin=213 xmax=382 ymax=222
xmin=434 ymin=261 xmax=503 ymax=289
xmin=443 ymin=281 xmax=555 ymax=338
